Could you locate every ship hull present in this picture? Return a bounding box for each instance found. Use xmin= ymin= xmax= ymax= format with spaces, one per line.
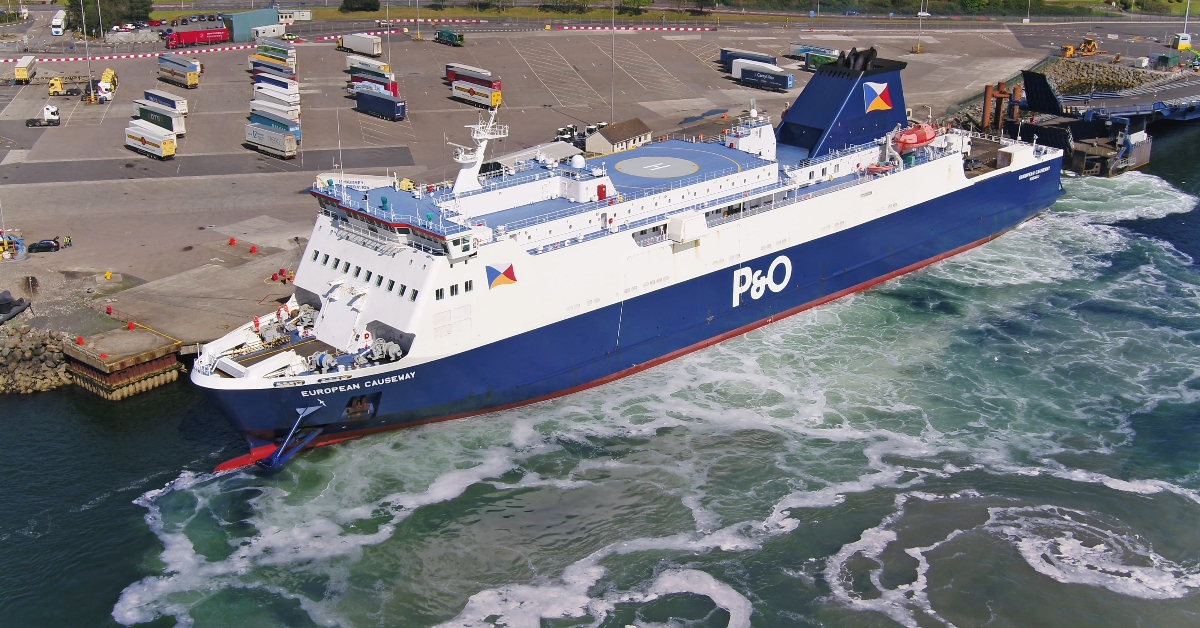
xmin=199 ymin=158 xmax=1064 ymax=460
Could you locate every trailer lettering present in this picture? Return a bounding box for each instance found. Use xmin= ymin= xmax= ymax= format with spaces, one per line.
xmin=732 ymin=255 xmax=792 ymax=307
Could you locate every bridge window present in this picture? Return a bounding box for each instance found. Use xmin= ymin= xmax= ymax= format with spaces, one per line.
xmin=364 ymin=270 xmax=373 ymax=282
xmin=387 ymin=279 xmax=395 ymax=291
xmin=311 ymin=250 xmax=319 ymax=261
xmin=465 ymin=280 xmax=473 ymax=292
xmin=353 ymin=266 xmax=361 ymax=278
xmin=450 ymin=284 xmax=459 ymax=297
xmin=808 ymin=171 xmax=814 ymax=180
xmin=321 ymin=254 xmax=329 ymax=266
xmin=410 ymin=289 xmax=418 ymax=301
xmin=375 ymin=275 xmax=384 ymax=287
xmin=834 ymin=164 xmax=839 ymax=173
xmin=435 ymin=288 xmax=445 ymax=300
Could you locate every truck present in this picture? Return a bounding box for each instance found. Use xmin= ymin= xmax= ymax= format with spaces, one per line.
xmin=445 ymin=63 xmax=490 ymax=82
xmin=50 ymin=9 xmax=66 ymax=36
xmin=787 ymin=42 xmax=840 ymax=59
xmin=345 ymin=55 xmax=389 ymax=74
xmin=804 ymin=52 xmax=837 ymax=71
xmin=125 ymin=121 xmax=175 ymax=160
xmin=450 ymin=72 xmax=500 ymax=90
xmin=349 ymin=66 xmax=395 ymax=85
xmin=165 ymin=26 xmax=230 ymax=49
xmin=348 ymin=77 xmax=399 ymax=98
xmin=337 ymin=34 xmax=382 ymax=57
xmin=731 ymin=59 xmax=794 ymax=91
xmin=355 ymin=90 xmax=406 ymax=121
xmin=158 ymin=54 xmax=202 ymax=88
xmin=250 ymin=110 xmax=301 ymax=143
xmin=245 ymin=123 xmax=297 ymax=159
xmin=435 ymin=29 xmax=464 ymax=47
xmin=251 ymin=24 xmax=286 ymax=39
xmin=47 ymin=77 xmax=81 ymax=96
xmin=252 ymin=83 xmax=300 ymax=106
xmin=135 ymin=100 xmax=187 ymax=135
xmin=25 ymin=105 xmax=59 ymax=127
xmin=718 ymin=48 xmax=777 ymax=69
xmin=13 ymin=56 xmax=35 ymax=84
xmin=143 ymin=89 xmax=188 ymax=115
xmin=451 ymin=80 xmax=501 ymax=108
xmin=250 ymin=99 xmax=300 ymax=121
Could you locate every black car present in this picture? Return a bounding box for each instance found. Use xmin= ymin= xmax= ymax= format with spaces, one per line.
xmin=171 ymin=19 xmax=177 ymax=26
xmin=208 ymin=14 xmax=217 ymax=21
xmin=27 ymin=239 xmax=59 ymax=253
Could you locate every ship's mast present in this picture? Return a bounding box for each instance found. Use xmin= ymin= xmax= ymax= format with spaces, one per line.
xmin=450 ymin=108 xmax=508 ymax=196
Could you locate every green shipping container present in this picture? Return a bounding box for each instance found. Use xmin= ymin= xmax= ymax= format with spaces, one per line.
xmin=805 ymin=53 xmax=836 ymax=71
xmin=436 ymin=29 xmax=464 ymax=47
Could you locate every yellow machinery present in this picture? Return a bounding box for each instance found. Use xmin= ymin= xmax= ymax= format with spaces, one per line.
xmin=1061 ymin=45 xmax=1074 ymax=58
xmin=1077 ymin=37 xmax=1105 ymax=56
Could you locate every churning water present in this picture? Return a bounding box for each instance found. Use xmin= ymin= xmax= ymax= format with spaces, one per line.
xmin=4 ymin=158 xmax=1200 ymax=627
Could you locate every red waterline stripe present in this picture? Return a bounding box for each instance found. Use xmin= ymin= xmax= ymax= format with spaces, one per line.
xmin=213 ymin=223 xmax=1026 ymax=472
xmin=0 ymin=44 xmax=255 ymax=63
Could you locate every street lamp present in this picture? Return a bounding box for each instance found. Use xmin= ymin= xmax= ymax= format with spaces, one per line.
xmin=916 ymin=1 xmax=929 ymax=53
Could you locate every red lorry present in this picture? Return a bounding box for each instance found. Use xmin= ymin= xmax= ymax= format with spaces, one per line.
xmin=165 ymin=27 xmax=230 ymax=49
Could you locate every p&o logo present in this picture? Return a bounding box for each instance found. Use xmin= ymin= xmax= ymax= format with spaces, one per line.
xmin=732 ymin=255 xmax=792 ymax=307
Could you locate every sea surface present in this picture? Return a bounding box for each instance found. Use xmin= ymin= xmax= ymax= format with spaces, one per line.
xmin=3 ymin=128 xmax=1200 ymax=627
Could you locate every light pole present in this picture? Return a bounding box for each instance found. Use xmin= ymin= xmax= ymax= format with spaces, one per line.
xmin=1185 ymin=0 xmax=1191 ymax=37
xmin=79 ymin=0 xmax=95 ymax=93
xmin=610 ymin=0 xmax=615 ymax=124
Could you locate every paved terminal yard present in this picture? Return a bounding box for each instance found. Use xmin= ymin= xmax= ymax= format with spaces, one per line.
xmin=0 ymin=25 xmax=1047 ymax=346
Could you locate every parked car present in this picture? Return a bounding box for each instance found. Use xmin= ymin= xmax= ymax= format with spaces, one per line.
xmin=189 ymin=15 xmax=198 ymax=21
xmin=964 ymin=157 xmax=984 ymax=172
xmin=207 ymin=14 xmax=217 ymax=21
xmin=171 ymin=19 xmax=177 ymax=26
xmin=110 ymin=25 xmax=121 ymax=32
xmin=844 ymin=10 xmax=860 ymax=15
xmin=281 ymin=32 xmax=298 ymax=41
xmin=134 ymin=21 xmax=147 ymax=28
xmin=27 ymin=239 xmax=59 ymax=253
xmin=147 ymin=19 xmax=162 ymax=26
xmin=179 ymin=18 xmax=188 ymax=25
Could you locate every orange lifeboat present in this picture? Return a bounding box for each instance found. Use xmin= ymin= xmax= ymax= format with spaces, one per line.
xmin=894 ymin=123 xmax=938 ymax=152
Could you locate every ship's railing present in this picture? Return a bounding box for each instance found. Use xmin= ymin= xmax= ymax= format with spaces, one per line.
xmin=322 ymin=208 xmax=447 ymax=256
xmin=782 ymin=141 xmax=880 ymax=175
xmin=314 ymin=183 xmax=470 ymax=238
xmin=498 ymin=161 xmax=773 ymax=234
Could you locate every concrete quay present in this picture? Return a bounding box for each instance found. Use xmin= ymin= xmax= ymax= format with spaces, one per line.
xmin=0 ymin=22 xmax=1091 ymax=397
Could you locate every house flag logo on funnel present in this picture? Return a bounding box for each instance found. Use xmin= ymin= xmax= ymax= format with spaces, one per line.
xmin=486 ymin=264 xmax=517 ymax=289
xmin=864 ymin=82 xmax=893 ymax=113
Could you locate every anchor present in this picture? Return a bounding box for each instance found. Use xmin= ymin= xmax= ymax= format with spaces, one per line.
xmin=256 ymin=401 xmax=326 ymax=471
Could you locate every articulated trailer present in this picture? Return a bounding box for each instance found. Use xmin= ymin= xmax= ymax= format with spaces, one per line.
xmin=252 ymin=83 xmax=300 ymax=107
xmin=451 ymin=80 xmax=501 ymax=108
xmin=718 ymin=48 xmax=777 ymax=69
xmin=125 ymin=121 xmax=176 ymax=160
xmin=158 ymin=54 xmax=201 ymax=88
xmin=245 ymin=123 xmax=298 ymax=159
xmin=731 ymin=59 xmax=794 ymax=91
xmin=135 ymin=100 xmax=187 ymax=135
xmin=250 ymin=110 xmax=301 ymax=143
xmin=250 ymin=99 xmax=300 ymax=122
xmin=354 ymin=90 xmax=406 ymax=121
xmin=143 ymin=89 xmax=188 ymax=115
xmin=254 ymin=72 xmax=298 ymax=93
xmin=337 ymin=34 xmax=382 ymax=57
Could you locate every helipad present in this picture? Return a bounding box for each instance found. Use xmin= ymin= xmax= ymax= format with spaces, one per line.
xmin=614 ymin=156 xmax=700 ymax=179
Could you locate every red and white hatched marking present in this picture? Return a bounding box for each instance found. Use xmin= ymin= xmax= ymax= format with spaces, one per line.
xmin=0 ymin=44 xmax=256 ymax=63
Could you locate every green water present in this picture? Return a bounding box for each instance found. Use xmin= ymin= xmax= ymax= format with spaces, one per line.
xmin=5 ymin=133 xmax=1200 ymax=627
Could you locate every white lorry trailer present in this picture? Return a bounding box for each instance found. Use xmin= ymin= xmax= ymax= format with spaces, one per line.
xmin=125 ymin=122 xmax=176 ymax=159
xmin=337 ymin=34 xmax=382 ymax=57
xmin=245 ymin=123 xmax=297 ymax=159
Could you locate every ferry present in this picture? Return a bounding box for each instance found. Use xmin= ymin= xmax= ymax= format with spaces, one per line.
xmin=193 ymin=49 xmax=1065 ymax=470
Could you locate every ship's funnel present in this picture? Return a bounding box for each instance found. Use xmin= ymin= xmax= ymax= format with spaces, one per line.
xmin=776 ymin=48 xmax=908 ymax=159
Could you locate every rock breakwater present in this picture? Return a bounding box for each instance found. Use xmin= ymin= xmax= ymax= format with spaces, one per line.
xmin=0 ymin=326 xmax=71 ymax=394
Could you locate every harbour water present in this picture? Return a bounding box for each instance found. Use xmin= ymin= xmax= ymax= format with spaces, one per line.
xmin=4 ymin=128 xmax=1200 ymax=627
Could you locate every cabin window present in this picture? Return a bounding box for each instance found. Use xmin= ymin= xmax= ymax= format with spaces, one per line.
xmin=387 ymin=279 xmax=395 ymax=291
xmin=375 ymin=275 xmax=383 ymax=287
xmin=353 ymin=266 xmax=361 ymax=278
xmin=808 ymin=171 xmax=814 ymax=180
xmin=364 ymin=270 xmax=372 ymax=282
xmin=332 ymin=257 xmax=341 ymax=269
xmin=834 ymin=164 xmax=839 ymax=173
xmin=410 ymin=289 xmax=418 ymax=301
xmin=321 ymin=254 xmax=329 ymax=265
xmin=435 ymin=288 xmax=445 ymax=300
xmin=341 ymin=261 xmax=350 ymax=273
xmin=398 ymin=284 xmax=407 ymax=296
xmin=465 ymin=280 xmax=473 ymax=292
xmin=450 ymin=284 xmax=459 ymax=297
xmin=311 ymin=250 xmax=319 ymax=261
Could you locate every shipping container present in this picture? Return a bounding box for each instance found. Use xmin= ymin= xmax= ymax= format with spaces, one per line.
xmin=143 ymin=89 xmax=189 ymax=115
xmin=453 ymin=72 xmax=501 ymax=90
xmin=136 ymin=100 xmax=187 ymax=135
xmin=355 ymin=90 xmax=406 ymax=121
xmin=159 ymin=54 xmax=201 ymax=72
xmin=166 ymin=27 xmax=230 ymax=49
xmin=245 ymin=123 xmax=298 ymax=159
xmin=787 ymin=42 xmax=841 ymax=58
xmin=250 ymin=82 xmax=300 ymax=104
xmin=248 ymin=54 xmax=296 ymax=74
xmin=158 ymin=64 xmax=199 ymax=88
xmin=348 ymin=78 xmax=400 ymax=98
xmin=731 ymin=59 xmax=794 ymax=90
xmin=337 ymin=34 xmax=382 ymax=57
xmin=125 ymin=124 xmax=176 ymax=159
xmin=436 ymin=29 xmax=464 ymax=47
xmin=719 ymin=48 xmax=777 ymax=69
xmin=348 ymin=66 xmax=396 ymax=83
xmin=345 ymin=55 xmax=389 ymax=74
xmin=250 ymin=111 xmax=301 ymax=143
xmin=14 ymin=56 xmax=35 ymax=84
xmin=450 ymin=80 xmax=501 ymax=108
xmin=445 ymin=63 xmax=491 ymax=82
xmin=253 ymin=72 xmax=298 ymax=93
xmin=252 ymin=66 xmax=295 ymax=82
xmin=250 ymin=99 xmax=300 ymax=121
xmin=804 ymin=53 xmax=837 ymax=71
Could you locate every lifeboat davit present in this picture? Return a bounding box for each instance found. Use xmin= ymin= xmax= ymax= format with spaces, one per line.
xmin=894 ymin=123 xmax=938 ymax=152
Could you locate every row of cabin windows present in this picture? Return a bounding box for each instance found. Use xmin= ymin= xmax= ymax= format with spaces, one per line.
xmin=313 ymin=250 xmax=418 ymax=301
xmin=806 ymin=164 xmax=840 ymax=181
xmin=434 ymin=280 xmax=473 ymax=300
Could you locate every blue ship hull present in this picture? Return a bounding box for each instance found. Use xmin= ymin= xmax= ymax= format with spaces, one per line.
xmin=202 ymin=158 xmax=1064 ymax=460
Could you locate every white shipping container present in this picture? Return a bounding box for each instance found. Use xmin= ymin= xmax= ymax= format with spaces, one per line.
xmin=250 ymin=99 xmax=301 ymax=121
xmin=345 ymin=54 xmax=389 ymax=74
xmin=251 ymin=24 xmax=286 ymax=39
xmin=125 ymin=124 xmax=176 ymax=159
xmin=450 ymin=80 xmax=501 ymax=108
xmin=143 ymin=89 xmax=189 ymax=115
xmin=731 ymin=58 xmax=786 ymax=80
xmin=253 ymin=79 xmax=299 ymax=96
xmin=252 ymin=83 xmax=300 ymax=105
xmin=245 ymin=123 xmax=298 ymax=158
xmin=338 ymin=34 xmax=382 ymax=57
